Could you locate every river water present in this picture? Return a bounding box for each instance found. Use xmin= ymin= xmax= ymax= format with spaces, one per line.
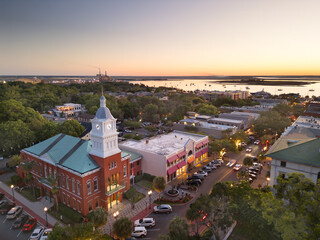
xmin=129 ymin=79 xmax=320 ymax=97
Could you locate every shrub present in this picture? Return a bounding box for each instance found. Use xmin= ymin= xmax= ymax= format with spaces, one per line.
xmin=145 ymin=125 xmax=157 ymax=132
xmin=123 ymin=133 xmax=134 ymax=139
xmin=11 ymin=175 xmax=22 ymax=185
xmin=142 ymin=173 xmax=155 ymax=182
xmin=133 ymin=134 xmax=143 ymax=140
xmin=134 ymin=175 xmax=143 ymax=183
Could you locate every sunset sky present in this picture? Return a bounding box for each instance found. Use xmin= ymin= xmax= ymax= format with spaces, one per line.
xmin=1 ymin=0 xmax=320 ymax=76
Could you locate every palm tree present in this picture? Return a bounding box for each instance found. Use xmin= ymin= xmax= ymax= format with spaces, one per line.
xmin=153 ymin=176 xmax=166 ymax=203
xmin=21 ymin=160 xmax=35 ymax=197
xmin=46 ymin=174 xmax=59 ymax=211
xmin=113 ymin=217 xmax=132 ymax=240
xmin=87 ymin=207 xmax=108 ymax=228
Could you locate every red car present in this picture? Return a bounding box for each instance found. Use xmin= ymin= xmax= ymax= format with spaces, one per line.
xmin=22 ymin=218 xmax=37 ymax=232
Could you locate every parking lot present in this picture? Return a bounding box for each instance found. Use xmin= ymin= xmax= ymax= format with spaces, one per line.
xmin=0 ymin=197 xmax=43 ymax=240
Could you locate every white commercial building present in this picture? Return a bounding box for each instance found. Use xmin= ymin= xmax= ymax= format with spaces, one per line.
xmin=119 ymin=131 xmax=209 ymax=182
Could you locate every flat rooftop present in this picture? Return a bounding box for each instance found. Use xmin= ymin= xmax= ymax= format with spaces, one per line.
xmin=210 ymin=117 xmax=243 ymax=124
xmin=200 ymin=122 xmax=236 ymax=130
xmin=120 ymin=131 xmax=206 ymax=156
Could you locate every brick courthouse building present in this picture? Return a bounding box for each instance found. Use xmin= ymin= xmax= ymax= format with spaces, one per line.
xmin=18 ymin=95 xmax=131 ymax=216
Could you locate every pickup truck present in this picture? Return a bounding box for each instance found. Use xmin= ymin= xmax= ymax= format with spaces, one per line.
xmin=22 ymin=218 xmax=37 ymax=232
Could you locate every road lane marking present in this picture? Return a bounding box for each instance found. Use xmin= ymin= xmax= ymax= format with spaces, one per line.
xmin=217 ymin=168 xmax=234 ymax=183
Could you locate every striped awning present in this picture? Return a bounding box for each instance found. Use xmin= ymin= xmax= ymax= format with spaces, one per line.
xmin=177 ymin=160 xmax=186 ymax=169
xmin=195 ymin=150 xmax=203 ymax=158
xmin=177 ymin=151 xmax=187 ymax=158
xmin=196 ymin=138 xmax=209 ymax=148
xmin=167 ymin=165 xmax=178 ymax=175
xmin=167 ymin=155 xmax=177 ymax=163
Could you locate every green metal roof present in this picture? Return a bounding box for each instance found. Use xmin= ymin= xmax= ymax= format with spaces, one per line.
xmin=25 ymin=134 xmax=62 ymax=156
xmin=121 ymin=150 xmax=142 ymax=163
xmin=266 ymin=138 xmax=320 ymax=167
xmin=24 ymin=134 xmax=100 ymax=174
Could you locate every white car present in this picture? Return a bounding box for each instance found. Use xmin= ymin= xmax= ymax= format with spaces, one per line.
xmin=7 ymin=206 xmax=23 ymax=219
xmin=233 ymin=164 xmax=242 ymax=171
xmin=194 ymin=171 xmax=208 ymax=177
xmin=40 ymin=228 xmax=53 ymax=240
xmin=29 ymin=227 xmax=45 ymax=240
xmin=134 ymin=218 xmax=155 ymax=228
xmin=254 ymin=140 xmax=261 ymax=145
xmin=246 ymin=147 xmax=253 ymax=152
xmin=132 ymin=226 xmax=147 ymax=238
xmin=226 ymin=160 xmax=237 ymax=167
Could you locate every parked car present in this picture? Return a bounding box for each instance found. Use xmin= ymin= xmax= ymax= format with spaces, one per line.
xmin=134 ymin=218 xmax=155 ymax=228
xmin=241 ymin=142 xmax=247 ymax=147
xmin=188 ymin=175 xmax=204 ymax=181
xmin=186 ymin=179 xmax=201 ymax=186
xmin=248 ymin=178 xmax=254 ymax=183
xmin=12 ymin=214 xmax=29 ymax=229
xmin=0 ymin=202 xmax=15 ymax=215
xmin=212 ymin=160 xmax=222 ymax=167
xmin=201 ymin=167 xmax=212 ymax=173
xmin=246 ymin=147 xmax=253 ymax=152
xmin=207 ymin=163 xmax=217 ymax=170
xmin=216 ymin=159 xmax=224 ymax=165
xmin=194 ymin=171 xmax=207 ymax=177
xmin=253 ymin=162 xmax=263 ymax=168
xmin=233 ymin=164 xmax=242 ymax=171
xmin=29 ymin=227 xmax=45 ymax=240
xmin=7 ymin=206 xmax=23 ymax=219
xmin=0 ymin=199 xmax=8 ymax=207
xmin=153 ymin=204 xmax=172 ymax=214
xmin=132 ymin=226 xmax=147 ymax=238
xmin=249 ymin=173 xmax=257 ymax=179
xmin=22 ymin=218 xmax=37 ymax=231
xmin=40 ymin=228 xmax=53 ymax=240
xmin=226 ymin=160 xmax=237 ymax=167
xmin=254 ymin=140 xmax=261 ymax=145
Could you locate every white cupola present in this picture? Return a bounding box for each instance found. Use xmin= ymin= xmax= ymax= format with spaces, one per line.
xmin=90 ymin=94 xmax=120 ymax=158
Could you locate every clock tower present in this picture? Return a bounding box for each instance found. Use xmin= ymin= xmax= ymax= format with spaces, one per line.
xmin=90 ymin=95 xmax=120 ymax=158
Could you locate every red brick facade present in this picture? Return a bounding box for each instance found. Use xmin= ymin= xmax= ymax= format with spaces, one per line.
xmin=18 ymin=150 xmax=130 ymax=216
xmin=130 ymin=159 xmax=142 ymax=177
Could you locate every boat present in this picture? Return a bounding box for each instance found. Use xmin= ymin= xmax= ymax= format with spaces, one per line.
xmin=309 ymin=89 xmax=315 ymax=92
xmin=278 ymin=89 xmax=283 ymax=91
xmin=246 ymin=86 xmax=250 ymax=90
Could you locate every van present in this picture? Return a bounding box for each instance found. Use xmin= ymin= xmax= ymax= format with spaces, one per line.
xmin=7 ymin=206 xmax=23 ymax=219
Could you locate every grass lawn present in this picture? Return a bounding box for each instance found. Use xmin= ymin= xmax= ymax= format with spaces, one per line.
xmin=49 ymin=203 xmax=82 ymax=225
xmin=20 ymin=187 xmax=40 ymax=202
xmin=124 ymin=187 xmax=145 ymax=203
xmin=136 ymin=180 xmax=154 ymax=190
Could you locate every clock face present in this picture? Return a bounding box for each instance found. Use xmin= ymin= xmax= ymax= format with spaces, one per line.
xmin=107 ymin=124 xmax=112 ymax=129
xmin=96 ymin=124 xmax=100 ymax=130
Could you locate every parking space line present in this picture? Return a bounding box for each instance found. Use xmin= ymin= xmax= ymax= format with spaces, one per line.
xmin=17 ymin=229 xmax=23 ymax=238
xmin=3 ymin=217 xmax=7 ymax=223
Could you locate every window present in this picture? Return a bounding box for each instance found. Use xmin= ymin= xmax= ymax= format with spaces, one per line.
xmin=131 ymin=163 xmax=133 ymax=169
xmin=44 ymin=165 xmax=47 ymax=178
xmin=72 ymin=179 xmax=75 ymax=192
xmin=94 ymin=178 xmax=98 ymax=191
xmin=67 ymin=196 xmax=70 ymax=206
xmin=54 ymin=170 xmax=56 ymax=178
xmin=77 ymin=181 xmax=80 ymax=195
xmin=78 ymin=202 xmax=81 ymax=212
xmin=115 ymin=161 xmax=117 ymax=168
xmin=61 ymin=175 xmax=65 ymax=187
xmin=280 ymin=161 xmax=286 ymax=167
xmin=89 ymin=203 xmax=92 ymax=212
xmin=137 ymin=161 xmax=139 ymax=166
xmin=112 ymin=162 xmax=114 ymax=168
xmin=95 ymin=200 xmax=98 ymax=208
xmin=87 ymin=181 xmax=92 ymax=195
xmin=109 ymin=163 xmax=111 ymax=170
xmin=62 ymin=193 xmax=66 ymax=203
xmin=66 ymin=176 xmax=69 ymax=189
xmin=123 ymin=164 xmax=127 ymax=177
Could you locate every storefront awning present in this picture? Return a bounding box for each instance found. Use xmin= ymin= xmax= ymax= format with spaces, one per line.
xmin=195 ymin=150 xmax=203 ymax=158
xmin=177 ymin=160 xmax=186 ymax=169
xmin=177 ymin=151 xmax=187 ymax=158
xmin=167 ymin=165 xmax=178 ymax=175
xmin=202 ymin=148 xmax=208 ymax=154
xmin=196 ymin=138 xmax=209 ymax=148
xmin=187 ymin=156 xmax=195 ymax=164
xmin=167 ymin=155 xmax=177 ymax=163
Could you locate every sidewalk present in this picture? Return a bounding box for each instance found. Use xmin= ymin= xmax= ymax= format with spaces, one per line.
xmin=0 ymin=181 xmax=57 ymax=228
xmin=101 ymin=186 xmax=159 ymax=235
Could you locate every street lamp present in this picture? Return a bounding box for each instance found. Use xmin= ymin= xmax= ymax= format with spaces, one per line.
xmin=113 ymin=211 xmax=119 ymax=220
xmin=44 ymin=207 xmax=48 ymax=227
xmin=266 ymin=177 xmax=270 ymax=186
xmin=10 ymin=185 xmax=15 ymax=203
xmin=148 ymin=190 xmax=152 ymax=209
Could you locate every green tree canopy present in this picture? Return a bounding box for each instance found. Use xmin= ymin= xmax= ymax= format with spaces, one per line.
xmin=59 ymin=119 xmax=84 ymax=137
xmin=87 ymin=207 xmax=108 ymax=227
xmin=113 ymin=217 xmax=132 ymax=240
xmin=197 ymin=104 xmax=218 ymax=116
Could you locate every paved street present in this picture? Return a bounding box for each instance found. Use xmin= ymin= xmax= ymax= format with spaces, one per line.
xmin=146 ymin=143 xmax=264 ymax=239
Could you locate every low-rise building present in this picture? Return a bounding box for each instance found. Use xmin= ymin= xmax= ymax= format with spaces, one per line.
xmin=53 ymin=103 xmax=83 ymax=118
xmin=120 ymin=131 xmax=209 ymax=182
xmin=219 ymin=111 xmax=259 ymax=129
xmin=208 ymin=117 xmax=244 ymax=129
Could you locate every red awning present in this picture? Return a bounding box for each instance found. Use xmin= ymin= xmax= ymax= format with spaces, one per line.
xmin=195 ymin=142 xmax=202 ymax=148
xmin=202 ymin=138 xmax=209 ymax=144
xmin=177 ymin=161 xmax=186 ymax=169
xmin=196 ymin=139 xmax=209 ymax=148
xmin=195 ymin=150 xmax=203 ymax=158
xmin=177 ymin=151 xmax=186 ymax=158
xmin=202 ymin=148 xmax=208 ymax=154
xmin=167 ymin=155 xmax=178 ymax=163
xmin=167 ymin=165 xmax=178 ymax=175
